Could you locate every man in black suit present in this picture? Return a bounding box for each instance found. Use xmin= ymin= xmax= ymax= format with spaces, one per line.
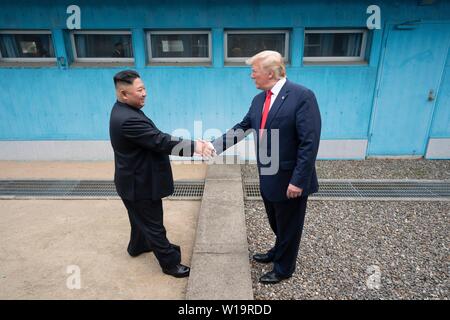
xmin=212 ymin=51 xmax=321 ymax=284
xmin=109 ymin=70 xmax=213 ymax=278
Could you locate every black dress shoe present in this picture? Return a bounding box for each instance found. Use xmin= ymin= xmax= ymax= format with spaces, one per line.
xmin=162 ymin=264 xmax=190 ymax=278
xmin=259 ymin=271 xmax=291 ymax=284
xmin=252 ymin=253 xmax=273 ymax=263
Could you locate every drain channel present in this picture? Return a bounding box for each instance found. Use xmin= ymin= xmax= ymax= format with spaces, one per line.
xmin=244 ymin=179 xmax=450 ymax=201
xmin=0 ymin=180 xmax=204 ymax=200
xmin=1 ymin=179 xmax=448 ymax=201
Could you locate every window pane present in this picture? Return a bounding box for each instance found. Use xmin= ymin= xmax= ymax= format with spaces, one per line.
xmin=227 ymin=33 xmax=286 ymax=58
xmin=150 ymin=33 xmax=209 ymax=58
xmin=74 ymin=34 xmax=133 ymax=58
xmin=0 ymin=33 xmax=55 ymax=58
xmin=304 ymin=32 xmax=363 ymax=57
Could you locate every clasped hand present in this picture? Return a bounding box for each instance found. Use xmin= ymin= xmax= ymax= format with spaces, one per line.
xmin=194 ymin=139 xmax=216 ymax=159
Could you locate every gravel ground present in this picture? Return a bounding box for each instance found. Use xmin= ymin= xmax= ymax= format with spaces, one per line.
xmin=245 ymin=200 xmax=449 ymax=300
xmin=242 ymin=161 xmax=449 ymax=300
xmin=242 ymin=159 xmax=450 ymax=180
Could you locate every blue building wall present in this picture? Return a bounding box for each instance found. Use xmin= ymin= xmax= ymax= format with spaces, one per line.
xmin=431 ymin=48 xmax=450 ymax=138
xmin=0 ymin=0 xmax=449 ymax=159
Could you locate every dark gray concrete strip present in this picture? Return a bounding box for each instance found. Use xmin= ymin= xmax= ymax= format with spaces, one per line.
xmin=187 ymin=164 xmax=253 ymax=300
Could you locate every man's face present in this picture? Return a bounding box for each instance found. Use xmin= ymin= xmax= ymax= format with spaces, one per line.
xmin=120 ymin=77 xmax=147 ymax=108
xmin=251 ymin=60 xmax=275 ymax=90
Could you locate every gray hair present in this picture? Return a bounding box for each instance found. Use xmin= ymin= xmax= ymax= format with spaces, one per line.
xmin=246 ymin=50 xmax=286 ymax=79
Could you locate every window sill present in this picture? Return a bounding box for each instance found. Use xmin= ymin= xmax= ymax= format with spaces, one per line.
xmin=70 ymin=62 xmax=135 ymax=68
xmin=224 ymin=62 xmax=248 ymax=67
xmin=224 ymin=62 xmax=291 ymax=67
xmin=147 ymin=62 xmax=212 ymax=67
xmin=0 ymin=62 xmax=57 ymax=68
xmin=303 ymin=61 xmax=369 ymax=66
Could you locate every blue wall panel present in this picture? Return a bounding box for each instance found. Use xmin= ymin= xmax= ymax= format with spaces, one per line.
xmin=290 ymin=66 xmax=378 ymax=139
xmin=0 ymin=0 xmax=449 ymax=154
xmin=0 ymin=65 xmax=377 ymax=140
xmin=2 ymin=0 xmax=449 ymax=29
xmin=430 ymin=48 xmax=450 ymax=138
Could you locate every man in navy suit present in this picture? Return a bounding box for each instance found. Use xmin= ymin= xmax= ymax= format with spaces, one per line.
xmin=109 ymin=70 xmax=213 ymax=278
xmin=212 ymin=51 xmax=321 ymax=284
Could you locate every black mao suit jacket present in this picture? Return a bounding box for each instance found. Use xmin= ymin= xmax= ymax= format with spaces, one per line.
xmin=109 ymin=101 xmax=194 ymax=201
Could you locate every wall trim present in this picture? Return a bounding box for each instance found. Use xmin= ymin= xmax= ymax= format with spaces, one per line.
xmin=0 ymin=139 xmax=369 ymax=161
xmin=425 ymin=138 xmax=450 ymax=159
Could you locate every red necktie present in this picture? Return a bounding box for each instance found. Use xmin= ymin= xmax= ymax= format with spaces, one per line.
xmin=260 ymin=90 xmax=273 ymax=138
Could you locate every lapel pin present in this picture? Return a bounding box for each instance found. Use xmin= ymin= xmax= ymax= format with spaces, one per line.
xmin=282 ymin=96 xmax=285 ymax=100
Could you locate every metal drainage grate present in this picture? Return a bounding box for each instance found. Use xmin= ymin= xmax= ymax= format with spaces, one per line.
xmin=0 ymin=180 xmax=204 ymax=200
xmin=170 ymin=181 xmax=204 ymax=199
xmin=244 ymin=179 xmax=450 ymax=201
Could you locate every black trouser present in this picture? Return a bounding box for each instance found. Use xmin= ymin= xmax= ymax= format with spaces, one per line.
xmin=121 ymin=198 xmax=180 ymax=270
xmin=262 ymin=195 xmax=308 ymax=277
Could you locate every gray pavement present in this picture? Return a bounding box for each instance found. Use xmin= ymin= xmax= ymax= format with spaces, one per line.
xmin=0 ymin=161 xmax=206 ymax=299
xmin=0 ymin=161 xmax=207 ymax=180
xmin=0 ymin=199 xmax=199 ymax=299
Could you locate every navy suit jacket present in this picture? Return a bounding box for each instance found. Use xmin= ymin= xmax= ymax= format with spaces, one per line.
xmin=109 ymin=101 xmax=195 ymax=201
xmin=213 ymin=79 xmax=321 ymax=202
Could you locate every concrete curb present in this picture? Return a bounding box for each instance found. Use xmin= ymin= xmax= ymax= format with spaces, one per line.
xmin=186 ymin=164 xmax=254 ymax=300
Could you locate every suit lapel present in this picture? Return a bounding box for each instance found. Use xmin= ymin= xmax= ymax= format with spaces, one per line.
xmin=265 ymin=82 xmax=290 ymax=129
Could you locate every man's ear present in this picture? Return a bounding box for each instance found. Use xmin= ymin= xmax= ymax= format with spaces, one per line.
xmin=119 ymin=88 xmax=128 ymax=100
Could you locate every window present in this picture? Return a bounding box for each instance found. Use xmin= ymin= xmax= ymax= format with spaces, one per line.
xmin=225 ymin=30 xmax=289 ymax=64
xmin=71 ymin=31 xmax=133 ymax=63
xmin=147 ymin=31 xmax=211 ymax=63
xmin=0 ymin=30 xmax=56 ymax=62
xmin=303 ymin=29 xmax=368 ymax=63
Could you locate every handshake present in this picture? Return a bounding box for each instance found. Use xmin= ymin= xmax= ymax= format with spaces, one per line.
xmin=194 ymin=139 xmax=216 ymax=160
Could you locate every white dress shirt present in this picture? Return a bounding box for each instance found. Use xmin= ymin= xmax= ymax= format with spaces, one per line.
xmin=266 ymin=77 xmax=287 ymax=112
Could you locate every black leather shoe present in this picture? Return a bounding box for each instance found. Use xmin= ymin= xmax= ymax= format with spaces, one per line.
xmin=252 ymin=253 xmax=273 ymax=263
xmin=162 ymin=264 xmax=190 ymax=278
xmin=259 ymin=271 xmax=291 ymax=284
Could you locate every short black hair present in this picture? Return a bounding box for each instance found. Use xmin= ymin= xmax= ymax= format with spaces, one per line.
xmin=113 ymin=70 xmax=140 ymax=87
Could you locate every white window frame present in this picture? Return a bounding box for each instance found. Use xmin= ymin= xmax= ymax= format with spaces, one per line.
xmin=70 ymin=30 xmax=134 ymax=63
xmin=147 ymin=30 xmax=212 ymax=63
xmin=224 ymin=30 xmax=290 ymax=64
xmin=0 ymin=30 xmax=56 ymax=63
xmin=303 ymin=29 xmax=368 ymax=63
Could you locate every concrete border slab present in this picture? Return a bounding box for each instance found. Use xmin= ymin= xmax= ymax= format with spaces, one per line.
xmin=186 ymin=164 xmax=253 ymax=300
